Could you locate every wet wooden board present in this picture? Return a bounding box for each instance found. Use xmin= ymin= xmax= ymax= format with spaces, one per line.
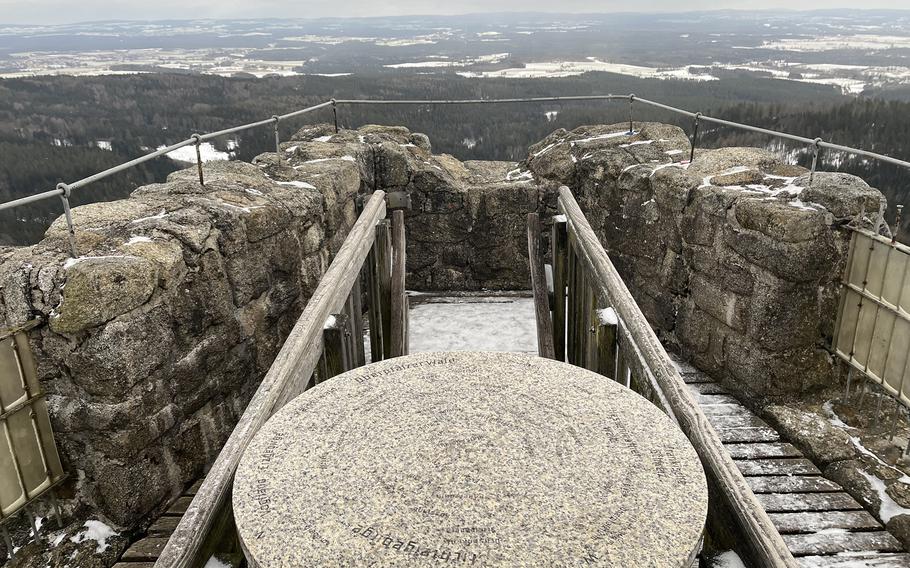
xmin=687 ymin=382 xmax=730 ymax=395
xmin=148 ymin=516 xmax=182 ymax=535
xmin=700 ymin=403 xmax=754 ymax=417
xmin=717 ymin=426 xmax=781 ymax=443
xmin=726 ymin=443 xmax=803 ymax=459
xmin=117 ymin=478 xmax=205 ymax=563
xmin=746 ymin=475 xmax=842 ymax=494
xmin=119 ymin=537 xmax=170 ymax=561
xmin=770 ymin=511 xmax=881 ymax=533
xmin=708 ymin=414 xmax=777 ymax=430
xmin=783 ymin=531 xmax=904 ymax=556
xmin=798 ymin=553 xmax=910 ymax=567
xmin=756 ymin=492 xmax=863 ymax=513
xmin=736 ymin=458 xmax=821 ymax=477
xmin=164 ymin=495 xmax=194 ymax=516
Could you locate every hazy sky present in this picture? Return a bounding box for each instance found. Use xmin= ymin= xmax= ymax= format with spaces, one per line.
xmin=1 ymin=0 xmax=907 ymax=25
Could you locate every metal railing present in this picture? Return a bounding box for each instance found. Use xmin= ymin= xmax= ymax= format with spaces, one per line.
xmin=2 ymin=93 xmax=910 ymax=258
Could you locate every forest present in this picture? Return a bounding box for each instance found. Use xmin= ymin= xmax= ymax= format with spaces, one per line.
xmin=1 ymin=71 xmax=908 ymax=244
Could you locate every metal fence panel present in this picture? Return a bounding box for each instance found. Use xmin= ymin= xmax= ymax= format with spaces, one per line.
xmin=0 ymin=327 xmax=65 ymax=520
xmin=835 ymin=230 xmax=910 ymax=408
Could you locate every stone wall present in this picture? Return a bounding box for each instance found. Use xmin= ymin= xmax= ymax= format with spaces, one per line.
xmin=0 ymin=122 xmax=541 ymax=536
xmin=0 ymin=121 xmax=886 ymax=543
xmin=523 ymin=121 xmax=885 ymax=402
xmin=0 ymin=138 xmax=364 ymax=530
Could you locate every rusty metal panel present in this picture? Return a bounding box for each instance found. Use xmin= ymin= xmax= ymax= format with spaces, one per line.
xmin=0 ymin=325 xmax=65 ymax=521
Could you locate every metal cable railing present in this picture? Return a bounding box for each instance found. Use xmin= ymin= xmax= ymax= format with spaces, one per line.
xmin=2 ymin=94 xmax=909 ymax=257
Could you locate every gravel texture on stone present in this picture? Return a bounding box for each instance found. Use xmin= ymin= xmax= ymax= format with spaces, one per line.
xmin=234 ymin=352 xmax=707 ymax=567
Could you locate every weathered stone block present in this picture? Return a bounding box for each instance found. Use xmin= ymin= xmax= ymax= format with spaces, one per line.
xmin=799 ymin=172 xmax=886 ymax=219
xmin=51 ymin=256 xmax=158 ymax=335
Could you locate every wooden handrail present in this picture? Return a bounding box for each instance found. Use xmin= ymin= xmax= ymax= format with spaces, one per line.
xmin=557 ymin=186 xmax=798 ymax=568
xmin=156 ymin=190 xmax=387 ymax=568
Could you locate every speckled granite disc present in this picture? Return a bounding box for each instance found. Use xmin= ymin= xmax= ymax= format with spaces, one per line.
xmin=234 ymin=352 xmax=707 ymax=567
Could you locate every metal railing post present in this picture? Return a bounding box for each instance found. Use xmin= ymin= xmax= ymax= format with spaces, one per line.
xmin=192 ymin=133 xmax=204 ymax=187
xmin=272 ymin=115 xmax=281 ymax=158
xmin=809 ymin=137 xmax=823 ymax=186
xmin=332 ymin=99 xmax=339 ymax=133
xmin=628 ymin=94 xmax=635 ymax=134
xmin=689 ymin=112 xmax=702 ymax=163
xmin=57 ymin=183 xmax=78 ymax=258
xmin=893 ymin=205 xmax=904 ymax=244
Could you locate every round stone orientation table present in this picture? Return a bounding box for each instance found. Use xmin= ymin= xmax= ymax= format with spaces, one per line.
xmin=233 ymin=352 xmax=708 ymax=567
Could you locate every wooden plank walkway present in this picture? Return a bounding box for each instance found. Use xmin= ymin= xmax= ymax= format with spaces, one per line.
xmin=114 ymin=479 xmax=242 ymax=568
xmin=670 ymin=354 xmax=910 ymax=567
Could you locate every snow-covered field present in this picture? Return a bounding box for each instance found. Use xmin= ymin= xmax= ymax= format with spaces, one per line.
xmin=458 ymin=58 xmax=718 ymax=81
xmin=406 ymin=294 xmax=538 ymax=354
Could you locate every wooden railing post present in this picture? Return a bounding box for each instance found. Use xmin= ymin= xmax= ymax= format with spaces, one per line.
xmin=594 ymin=307 xmax=618 ymax=380
xmin=389 ymin=210 xmax=408 ymax=358
xmin=319 ymin=313 xmax=352 ymax=382
xmin=551 ymin=216 xmax=568 ymax=361
xmin=375 ymin=219 xmax=392 ymax=359
xmin=348 ymin=276 xmax=366 ymax=367
xmin=527 ymin=213 xmax=555 ymax=359
xmin=566 ymin=233 xmax=578 ymax=365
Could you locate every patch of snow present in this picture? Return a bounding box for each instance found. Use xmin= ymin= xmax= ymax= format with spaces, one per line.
xmin=544 ymin=111 xmax=559 ymax=122
xmin=64 ymin=255 xmax=136 ymax=269
xmin=157 ymin=142 xmax=230 ymax=163
xmin=277 ymin=181 xmax=316 ymax=190
xmin=596 ymin=307 xmax=618 ymax=326
xmin=70 ymin=520 xmax=117 ymax=554
xmin=313 ymin=135 xmax=333 ymax=142
xmin=245 ymin=188 xmax=264 ymax=196
xmin=125 ymin=235 xmax=152 ymax=245
xmin=204 ymin=557 xmax=231 ymax=568
xmin=713 ymin=550 xmax=747 ymax=568
xmin=285 ymin=145 xmax=299 ymax=153
xmin=619 ymin=140 xmax=654 ymax=148
xmin=664 ymin=149 xmax=684 ymax=155
xmin=131 ymin=209 xmax=169 ymax=224
xmin=462 ymin=137 xmax=478 ymax=149
xmin=94 ymin=140 xmax=112 ymax=151
xmin=858 ymin=470 xmax=910 ymax=523
xmin=572 ymin=130 xmax=635 ymax=144
xmin=505 ymin=168 xmax=534 ymax=182
xmin=532 ymin=142 xmax=559 ymax=158
xmin=408 ymin=296 xmax=537 ymax=354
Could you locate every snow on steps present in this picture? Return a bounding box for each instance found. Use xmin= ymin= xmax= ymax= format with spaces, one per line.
xmin=670 ymin=352 xmax=910 ymax=566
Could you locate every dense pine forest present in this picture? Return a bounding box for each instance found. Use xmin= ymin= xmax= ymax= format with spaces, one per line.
xmin=1 ymin=72 xmax=908 ymax=244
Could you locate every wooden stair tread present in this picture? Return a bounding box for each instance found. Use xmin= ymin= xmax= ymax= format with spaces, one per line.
xmin=784 ymin=531 xmax=904 ymax=556
xmin=725 ymin=442 xmax=803 ymax=459
xmin=770 ymin=511 xmax=882 ymax=534
xmin=756 ymin=492 xmax=864 ymax=513
xmin=736 ymin=458 xmax=822 ymax=477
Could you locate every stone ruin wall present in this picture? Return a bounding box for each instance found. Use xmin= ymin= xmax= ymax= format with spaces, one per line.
xmin=0 ymin=122 xmax=885 ymax=543
xmin=522 ymin=122 xmax=884 ymax=402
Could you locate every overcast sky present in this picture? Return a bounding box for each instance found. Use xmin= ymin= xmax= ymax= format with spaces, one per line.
xmin=1 ymin=0 xmax=907 ymax=26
